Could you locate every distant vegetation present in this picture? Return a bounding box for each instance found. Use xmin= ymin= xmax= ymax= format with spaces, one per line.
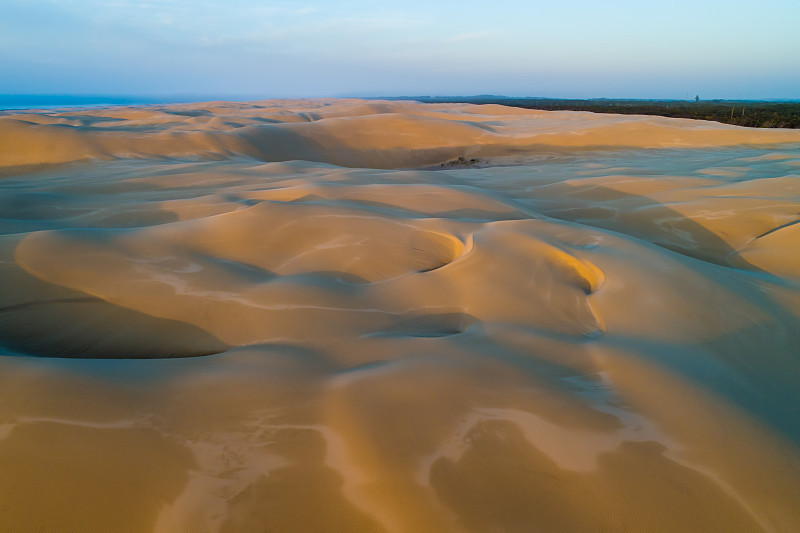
xmin=411 ymin=96 xmax=800 ymax=129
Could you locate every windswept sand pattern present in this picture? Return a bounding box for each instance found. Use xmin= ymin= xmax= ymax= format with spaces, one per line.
xmin=1 ymin=100 xmax=800 ymax=532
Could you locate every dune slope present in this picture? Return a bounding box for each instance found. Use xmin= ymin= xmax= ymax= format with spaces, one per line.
xmin=1 ymin=100 xmax=800 ymax=532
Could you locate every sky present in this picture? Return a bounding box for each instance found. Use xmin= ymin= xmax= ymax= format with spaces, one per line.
xmin=1 ymin=0 xmax=799 ymax=100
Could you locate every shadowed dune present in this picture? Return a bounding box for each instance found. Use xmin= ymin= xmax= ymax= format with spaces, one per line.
xmin=1 ymin=100 xmax=800 ymax=532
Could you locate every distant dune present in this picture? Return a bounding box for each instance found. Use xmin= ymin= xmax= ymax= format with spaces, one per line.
xmin=1 ymin=100 xmax=799 ymax=532
xmin=3 ymin=98 xmax=800 ymax=171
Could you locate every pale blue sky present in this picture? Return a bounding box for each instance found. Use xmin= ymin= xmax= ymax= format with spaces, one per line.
xmin=2 ymin=0 xmax=798 ymax=99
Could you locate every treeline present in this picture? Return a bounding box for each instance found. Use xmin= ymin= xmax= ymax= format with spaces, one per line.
xmin=412 ymin=97 xmax=800 ymax=129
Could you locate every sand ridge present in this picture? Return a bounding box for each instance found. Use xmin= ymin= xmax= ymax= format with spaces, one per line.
xmin=1 ymin=100 xmax=800 ymax=532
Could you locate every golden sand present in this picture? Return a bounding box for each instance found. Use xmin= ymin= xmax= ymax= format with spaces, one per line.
xmin=1 ymin=100 xmax=799 ymax=532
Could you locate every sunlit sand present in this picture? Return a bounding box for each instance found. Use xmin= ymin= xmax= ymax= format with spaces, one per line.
xmin=1 ymin=99 xmax=800 ymax=532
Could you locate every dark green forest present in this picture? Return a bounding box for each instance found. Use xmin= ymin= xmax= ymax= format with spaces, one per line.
xmin=410 ymin=97 xmax=800 ymax=129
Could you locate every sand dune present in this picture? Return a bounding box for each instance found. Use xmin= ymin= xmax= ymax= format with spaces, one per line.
xmin=3 ymin=99 xmax=800 ymax=170
xmin=1 ymin=100 xmax=800 ymax=532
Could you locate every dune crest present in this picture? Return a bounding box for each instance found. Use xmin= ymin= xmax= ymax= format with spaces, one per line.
xmin=1 ymin=99 xmax=800 ymax=532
